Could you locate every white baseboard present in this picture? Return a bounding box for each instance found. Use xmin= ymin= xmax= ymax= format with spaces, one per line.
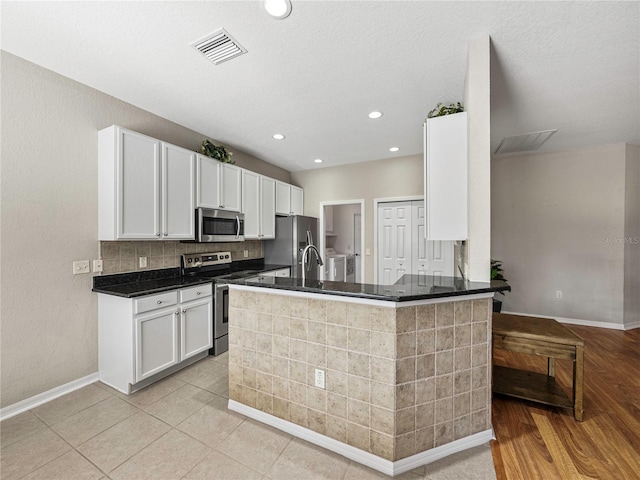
xmin=228 ymin=400 xmax=494 ymax=476
xmin=624 ymin=320 xmax=640 ymax=330
xmin=501 ymin=311 xmax=632 ymax=330
xmin=0 ymin=372 xmax=99 ymax=421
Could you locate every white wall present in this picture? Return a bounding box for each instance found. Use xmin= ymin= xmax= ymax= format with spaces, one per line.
xmin=332 ymin=204 xmax=360 ymax=254
xmin=491 ymin=143 xmax=628 ymax=326
xmin=464 ymin=35 xmax=491 ymax=282
xmin=0 ymin=52 xmax=290 ymax=408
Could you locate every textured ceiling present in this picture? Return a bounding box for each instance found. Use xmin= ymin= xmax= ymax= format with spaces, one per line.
xmin=1 ymin=1 xmax=638 ymax=172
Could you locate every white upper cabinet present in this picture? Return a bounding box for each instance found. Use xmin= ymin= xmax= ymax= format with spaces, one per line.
xmin=424 ymin=112 xmax=468 ymax=240
xmin=242 ymin=170 xmax=276 ymax=239
xmin=196 ymin=155 xmax=242 ymax=212
xmin=290 ymin=185 xmax=303 ymax=215
xmin=260 ymin=176 xmax=276 ymax=239
xmin=162 ymin=143 xmax=195 ymax=239
xmin=99 ymin=126 xmax=194 ymax=240
xmin=275 ymin=181 xmax=304 ymax=215
xmin=220 ymin=163 xmax=242 ymax=212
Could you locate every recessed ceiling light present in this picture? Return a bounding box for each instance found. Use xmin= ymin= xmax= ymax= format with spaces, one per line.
xmin=389 ymin=147 xmax=399 ymax=152
xmin=368 ymin=111 xmax=383 ymax=119
xmin=263 ymin=0 xmax=292 ymax=19
xmin=314 ymin=158 xmax=323 ymax=164
xmin=273 ymin=134 xmax=285 ymax=140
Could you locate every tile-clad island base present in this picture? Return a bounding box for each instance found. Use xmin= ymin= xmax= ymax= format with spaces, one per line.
xmin=226 ymin=286 xmax=494 ymax=475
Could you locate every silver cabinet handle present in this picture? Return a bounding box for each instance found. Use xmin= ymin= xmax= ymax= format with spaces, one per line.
xmin=196 ymin=291 xmax=201 ymax=295
xmin=156 ymin=233 xmax=161 ymax=237
xmin=157 ymin=300 xmax=163 ymax=304
xmin=175 ymin=310 xmax=180 ymax=315
xmin=163 ymin=233 xmax=168 ymax=236
xmin=182 ymin=309 xmax=187 ymax=313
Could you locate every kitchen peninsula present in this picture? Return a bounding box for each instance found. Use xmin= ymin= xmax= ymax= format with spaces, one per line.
xmin=225 ymin=275 xmax=509 ymax=476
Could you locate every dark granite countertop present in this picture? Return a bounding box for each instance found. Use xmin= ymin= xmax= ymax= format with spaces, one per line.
xmin=225 ymin=274 xmax=510 ymax=302
xmin=92 ymin=263 xmax=290 ymax=298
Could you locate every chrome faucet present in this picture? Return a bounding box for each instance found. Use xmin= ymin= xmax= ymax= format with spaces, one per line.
xmin=301 ymin=244 xmax=324 ymax=283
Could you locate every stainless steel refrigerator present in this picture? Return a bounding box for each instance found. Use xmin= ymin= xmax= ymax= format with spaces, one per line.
xmin=264 ymin=215 xmax=322 ymax=280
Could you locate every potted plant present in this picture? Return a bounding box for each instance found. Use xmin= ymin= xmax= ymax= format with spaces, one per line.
xmin=201 ymin=139 xmax=235 ymax=164
xmin=427 ymin=101 xmax=464 ymax=119
xmin=491 ymin=259 xmax=507 ymax=312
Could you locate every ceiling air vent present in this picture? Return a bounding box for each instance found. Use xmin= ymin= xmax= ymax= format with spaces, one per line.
xmin=494 ymin=129 xmax=558 ymax=155
xmin=191 ymin=28 xmax=247 ymax=65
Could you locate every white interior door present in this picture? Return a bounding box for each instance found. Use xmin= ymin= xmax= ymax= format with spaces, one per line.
xmin=377 ymin=200 xmax=454 ymax=284
xmin=412 ymin=201 xmax=454 ymax=278
xmin=377 ymin=201 xmax=412 ymax=285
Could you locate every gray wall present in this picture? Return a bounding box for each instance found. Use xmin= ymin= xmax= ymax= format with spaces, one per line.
xmin=624 ymin=144 xmax=640 ymax=328
xmin=491 ymin=143 xmax=632 ymax=326
xmin=0 ymin=51 xmax=290 ymax=408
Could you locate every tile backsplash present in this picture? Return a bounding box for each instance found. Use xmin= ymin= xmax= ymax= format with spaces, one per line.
xmin=99 ymin=240 xmax=263 ymax=275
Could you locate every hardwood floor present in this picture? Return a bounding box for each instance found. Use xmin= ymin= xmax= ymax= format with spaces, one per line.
xmin=490 ymin=324 xmax=640 ymax=479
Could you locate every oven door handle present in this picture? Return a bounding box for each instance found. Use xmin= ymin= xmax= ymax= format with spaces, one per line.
xmin=235 ymin=216 xmax=240 ymax=239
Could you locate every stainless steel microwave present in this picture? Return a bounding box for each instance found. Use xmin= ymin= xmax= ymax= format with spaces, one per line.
xmin=196 ymin=208 xmax=245 ymax=242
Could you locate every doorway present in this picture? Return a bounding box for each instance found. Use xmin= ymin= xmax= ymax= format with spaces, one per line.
xmin=319 ymin=200 xmax=365 ymax=282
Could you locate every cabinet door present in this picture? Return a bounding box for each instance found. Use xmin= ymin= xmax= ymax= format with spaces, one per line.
xmin=424 ymin=112 xmax=467 ymax=240
xmin=290 ymin=186 xmax=304 ymax=215
xmin=275 ymin=181 xmax=291 ymax=215
xmin=260 ymin=176 xmax=276 ymax=239
xmin=118 ymin=129 xmax=161 ymax=239
xmin=180 ymin=298 xmax=213 ymax=360
xmin=241 ymin=170 xmax=260 ymax=239
xmin=162 ymin=143 xmax=195 ymax=239
xmin=220 ymin=163 xmax=242 ymax=211
xmin=196 ymin=154 xmax=221 ymax=209
xmin=135 ymin=308 xmax=179 ymax=382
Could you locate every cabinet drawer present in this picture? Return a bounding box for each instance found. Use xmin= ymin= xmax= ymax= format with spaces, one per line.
xmin=180 ymin=284 xmax=212 ymax=303
xmin=135 ymin=291 xmax=178 ymax=314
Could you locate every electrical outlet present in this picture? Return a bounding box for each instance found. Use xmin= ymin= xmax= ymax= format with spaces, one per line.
xmin=93 ymin=259 xmax=103 ymax=273
xmin=314 ymin=369 xmax=325 ymax=389
xmin=556 ymin=290 xmax=563 ymax=299
xmin=365 ymin=248 xmax=371 ymax=256
xmin=139 ymin=257 xmax=148 ymax=268
xmin=73 ymin=260 xmax=90 ymax=275
xmin=244 ymin=250 xmax=249 ymax=258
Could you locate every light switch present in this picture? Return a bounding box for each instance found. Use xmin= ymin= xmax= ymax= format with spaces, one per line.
xmin=73 ymin=260 xmax=90 ymax=275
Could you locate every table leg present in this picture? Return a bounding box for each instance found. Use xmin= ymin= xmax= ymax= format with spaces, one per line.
xmin=573 ymin=345 xmax=584 ymax=421
xmin=548 ymin=357 xmax=556 ymax=377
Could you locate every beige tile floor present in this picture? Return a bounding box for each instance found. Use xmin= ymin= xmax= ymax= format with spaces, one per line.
xmin=0 ymin=353 xmax=496 ymax=480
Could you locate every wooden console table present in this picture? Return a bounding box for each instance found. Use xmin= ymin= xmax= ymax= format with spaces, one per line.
xmin=492 ymin=313 xmax=585 ymax=421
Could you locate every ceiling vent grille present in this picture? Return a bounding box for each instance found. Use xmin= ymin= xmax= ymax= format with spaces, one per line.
xmin=191 ymin=28 xmax=247 ymax=65
xmin=494 ymin=129 xmax=558 ymax=155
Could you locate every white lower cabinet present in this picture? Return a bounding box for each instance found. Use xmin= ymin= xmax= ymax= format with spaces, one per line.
xmin=135 ymin=307 xmax=179 ymax=381
xmin=98 ymin=284 xmax=212 ymax=394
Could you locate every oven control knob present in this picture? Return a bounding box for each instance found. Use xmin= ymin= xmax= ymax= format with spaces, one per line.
xmin=187 ymin=258 xmax=192 ymax=263
xmin=195 ymin=258 xmax=199 ymax=262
